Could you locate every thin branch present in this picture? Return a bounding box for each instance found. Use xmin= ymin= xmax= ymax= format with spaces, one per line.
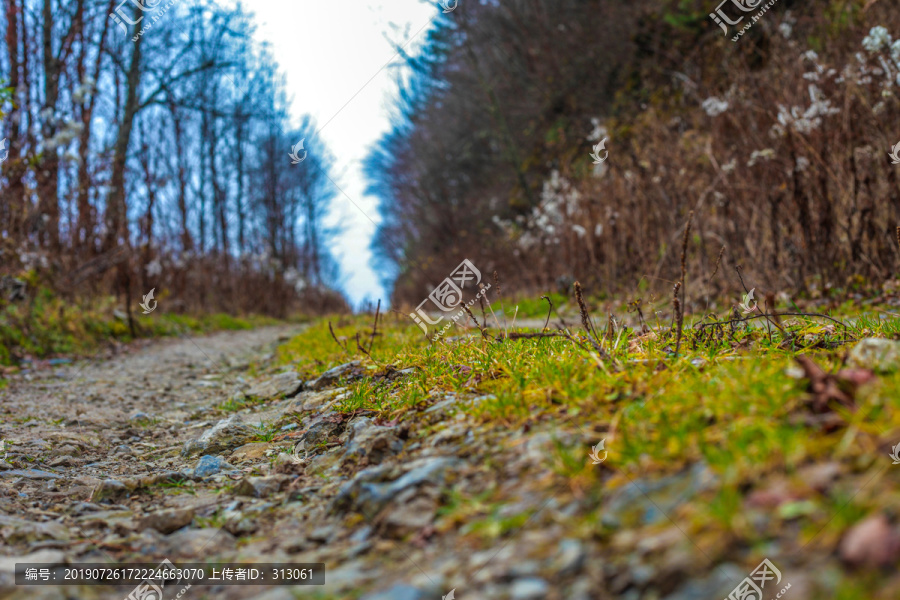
xmin=328 ymin=322 xmax=350 ymax=355
xmin=368 ymin=299 xmax=381 ymax=352
xmin=541 ymin=295 xmax=553 ymax=331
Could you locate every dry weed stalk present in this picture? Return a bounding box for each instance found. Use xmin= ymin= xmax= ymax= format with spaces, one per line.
xmin=329 ymin=322 xmax=351 ymax=354
xmin=673 ymin=281 xmax=683 ymax=356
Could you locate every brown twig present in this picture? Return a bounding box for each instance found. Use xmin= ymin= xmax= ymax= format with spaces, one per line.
xmin=709 ymin=246 xmax=725 ymax=283
xmin=673 ymin=281 xmax=683 ymax=357
xmin=368 ymin=299 xmax=381 ymax=352
xmin=697 ymin=312 xmax=855 ymax=340
xmin=504 ymin=332 xmax=565 ymax=340
xmin=463 ymin=305 xmax=490 ymax=339
xmin=676 ymin=211 xmax=693 ymax=348
xmin=328 ymin=321 xmax=350 ymax=354
xmin=541 ymin=295 xmax=553 ymax=331
xmin=573 ymin=281 xmax=599 ymax=339
xmin=478 ymin=289 xmax=488 ymax=328
xmin=356 ymin=332 xmax=383 ymax=367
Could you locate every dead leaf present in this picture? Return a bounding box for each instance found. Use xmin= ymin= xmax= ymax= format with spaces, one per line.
xmin=794 ymin=355 xmax=874 ymax=414
xmin=840 ymin=514 xmax=900 ymax=567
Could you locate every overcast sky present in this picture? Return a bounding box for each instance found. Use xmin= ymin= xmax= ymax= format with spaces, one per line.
xmin=236 ymin=0 xmax=440 ymax=308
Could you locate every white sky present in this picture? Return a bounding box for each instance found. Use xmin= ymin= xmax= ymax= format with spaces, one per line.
xmin=240 ymin=0 xmax=439 ymax=308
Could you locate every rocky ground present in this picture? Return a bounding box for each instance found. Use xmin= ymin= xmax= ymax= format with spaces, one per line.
xmin=0 ymin=324 xmax=897 ymax=600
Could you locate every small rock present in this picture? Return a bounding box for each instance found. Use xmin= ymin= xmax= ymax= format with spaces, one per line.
xmin=181 ymin=416 xmax=257 ymax=457
xmin=113 ymin=445 xmax=134 ymax=456
xmin=164 ymin=527 xmax=236 ymax=558
xmin=376 ymin=494 xmax=438 ymax=539
xmin=68 ymin=502 xmax=102 ymax=515
xmin=285 ymin=389 xmax=341 ymax=413
xmin=847 ymin=338 xmax=900 ymax=373
xmin=306 ymin=361 xmax=363 ymax=391
xmin=50 ymin=444 xmax=80 ymax=457
xmin=246 ymin=589 xmax=295 ymax=600
xmin=0 ymin=515 xmax=69 ymax=543
xmin=299 ymin=416 xmax=345 ymax=448
xmin=230 ymin=442 xmax=273 ymax=462
xmin=308 ymin=524 xmax=339 ymax=543
xmin=129 ymin=411 xmax=153 ymax=424
xmin=511 ymin=577 xmax=550 ymax=600
xmin=0 ymin=469 xmax=63 ymax=480
xmin=553 ymin=539 xmax=586 ymax=576
xmin=234 ymin=475 xmax=290 ymax=498
xmin=47 ymin=456 xmax=73 ymax=467
xmin=360 ymin=584 xmax=428 ymax=600
xmin=90 ymin=479 xmax=134 ymax=502
xmin=137 ymin=507 xmax=195 ymax=534
xmin=193 ymin=455 xmax=235 ymax=478
xmin=139 ymin=471 xmax=189 ymax=487
xmin=247 ymin=371 xmax=303 ymax=400
xmin=332 ymin=457 xmax=458 ymax=519
xmin=223 ymin=514 xmax=258 ymax=536
xmin=341 ymin=418 xmax=402 ymax=467
xmin=0 ymin=549 xmax=66 ymax=575
xmin=840 ymin=513 xmax=900 ymax=567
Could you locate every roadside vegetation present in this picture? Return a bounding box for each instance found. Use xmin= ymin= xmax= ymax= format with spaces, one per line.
xmin=274 ymin=281 xmax=900 ymax=595
xmin=0 ymin=285 xmax=282 ymax=369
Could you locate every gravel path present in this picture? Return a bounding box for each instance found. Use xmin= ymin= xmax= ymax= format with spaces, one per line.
xmin=0 ymin=324 xmax=750 ymax=600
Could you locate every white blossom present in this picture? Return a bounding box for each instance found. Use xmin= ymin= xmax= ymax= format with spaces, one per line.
xmin=146 ymin=259 xmax=163 ymax=277
xmin=863 ymin=26 xmax=892 ymax=53
xmin=701 ymin=97 xmax=729 ymax=117
xmin=748 ymin=149 xmax=775 ymax=167
xmin=779 ymin=21 xmax=792 ymax=39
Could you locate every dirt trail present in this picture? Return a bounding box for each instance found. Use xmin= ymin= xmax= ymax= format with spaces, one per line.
xmin=0 ymin=325 xmax=727 ymax=600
